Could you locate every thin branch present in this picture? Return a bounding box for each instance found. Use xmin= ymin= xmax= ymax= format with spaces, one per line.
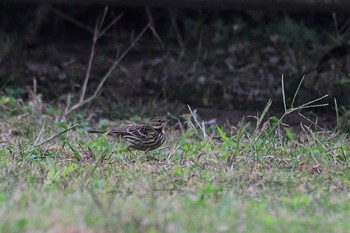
xmin=169 ymin=9 xmax=184 ymax=51
xmin=34 ymin=124 xmax=78 ymax=148
xmin=64 ymin=9 xmax=124 ymax=117
xmin=65 ymin=24 xmax=150 ymax=115
xmin=79 ymin=18 xmax=99 ymax=103
xmin=146 ymin=7 xmax=164 ymax=48
xmin=79 ymin=7 xmax=109 ymax=103
xmin=90 ymin=24 xmax=151 ymax=101
xmin=97 ymin=7 xmax=109 ymax=33
xmin=99 ymin=13 xmax=123 ymax=39
xmin=49 ymin=6 xmax=95 ymax=34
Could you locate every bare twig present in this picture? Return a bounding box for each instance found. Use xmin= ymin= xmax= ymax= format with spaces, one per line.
xmin=62 ymin=8 xmax=128 ymax=117
xmin=97 ymin=7 xmax=109 ymax=32
xmin=146 ymin=7 xmax=164 ymax=48
xmin=78 ymin=12 xmax=100 ymax=104
xmin=79 ymin=7 xmax=111 ymax=104
xmin=49 ymin=6 xmax=95 ymax=34
xmin=34 ymin=124 xmax=78 ymax=148
xmin=65 ymin=23 xmax=150 ymax=116
xmin=169 ymin=9 xmax=184 ymax=51
xmin=99 ymin=13 xmax=123 ymax=39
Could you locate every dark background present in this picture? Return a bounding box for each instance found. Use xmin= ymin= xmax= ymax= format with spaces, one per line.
xmin=1 ymin=4 xmax=350 ymax=125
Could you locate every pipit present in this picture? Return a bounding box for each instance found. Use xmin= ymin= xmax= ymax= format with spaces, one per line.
xmin=88 ymin=117 xmax=168 ymax=151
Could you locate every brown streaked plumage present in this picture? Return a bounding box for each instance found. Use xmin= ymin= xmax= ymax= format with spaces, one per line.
xmin=88 ymin=117 xmax=168 ymax=151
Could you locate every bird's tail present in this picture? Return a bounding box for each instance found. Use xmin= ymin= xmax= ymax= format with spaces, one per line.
xmin=88 ymin=129 xmax=124 ymax=137
xmin=87 ymin=130 xmax=107 ymax=134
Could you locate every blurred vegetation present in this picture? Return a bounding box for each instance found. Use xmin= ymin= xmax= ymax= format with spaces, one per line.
xmin=1 ymin=6 xmax=350 ymax=121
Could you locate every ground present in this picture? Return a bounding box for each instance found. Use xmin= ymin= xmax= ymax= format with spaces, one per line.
xmin=1 ymin=96 xmax=350 ymax=232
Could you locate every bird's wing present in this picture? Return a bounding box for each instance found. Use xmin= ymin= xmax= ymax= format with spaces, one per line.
xmin=128 ymin=124 xmax=155 ymax=139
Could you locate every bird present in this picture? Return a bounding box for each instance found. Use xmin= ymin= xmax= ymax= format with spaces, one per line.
xmin=88 ymin=117 xmax=168 ymax=151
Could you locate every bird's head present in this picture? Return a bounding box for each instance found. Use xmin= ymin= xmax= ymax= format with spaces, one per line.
xmin=150 ymin=117 xmax=168 ymax=130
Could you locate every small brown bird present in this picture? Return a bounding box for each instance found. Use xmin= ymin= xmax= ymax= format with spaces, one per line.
xmin=88 ymin=117 xmax=168 ymax=151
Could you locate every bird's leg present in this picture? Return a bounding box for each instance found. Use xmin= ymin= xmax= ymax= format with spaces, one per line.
xmin=126 ymin=146 xmax=138 ymax=162
xmin=144 ymin=149 xmax=161 ymax=162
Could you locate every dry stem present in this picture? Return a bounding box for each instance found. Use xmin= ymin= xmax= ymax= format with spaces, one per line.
xmin=63 ymin=8 xmax=148 ymax=117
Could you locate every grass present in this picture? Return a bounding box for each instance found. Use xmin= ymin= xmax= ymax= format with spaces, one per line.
xmin=1 ymin=96 xmax=350 ymax=233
